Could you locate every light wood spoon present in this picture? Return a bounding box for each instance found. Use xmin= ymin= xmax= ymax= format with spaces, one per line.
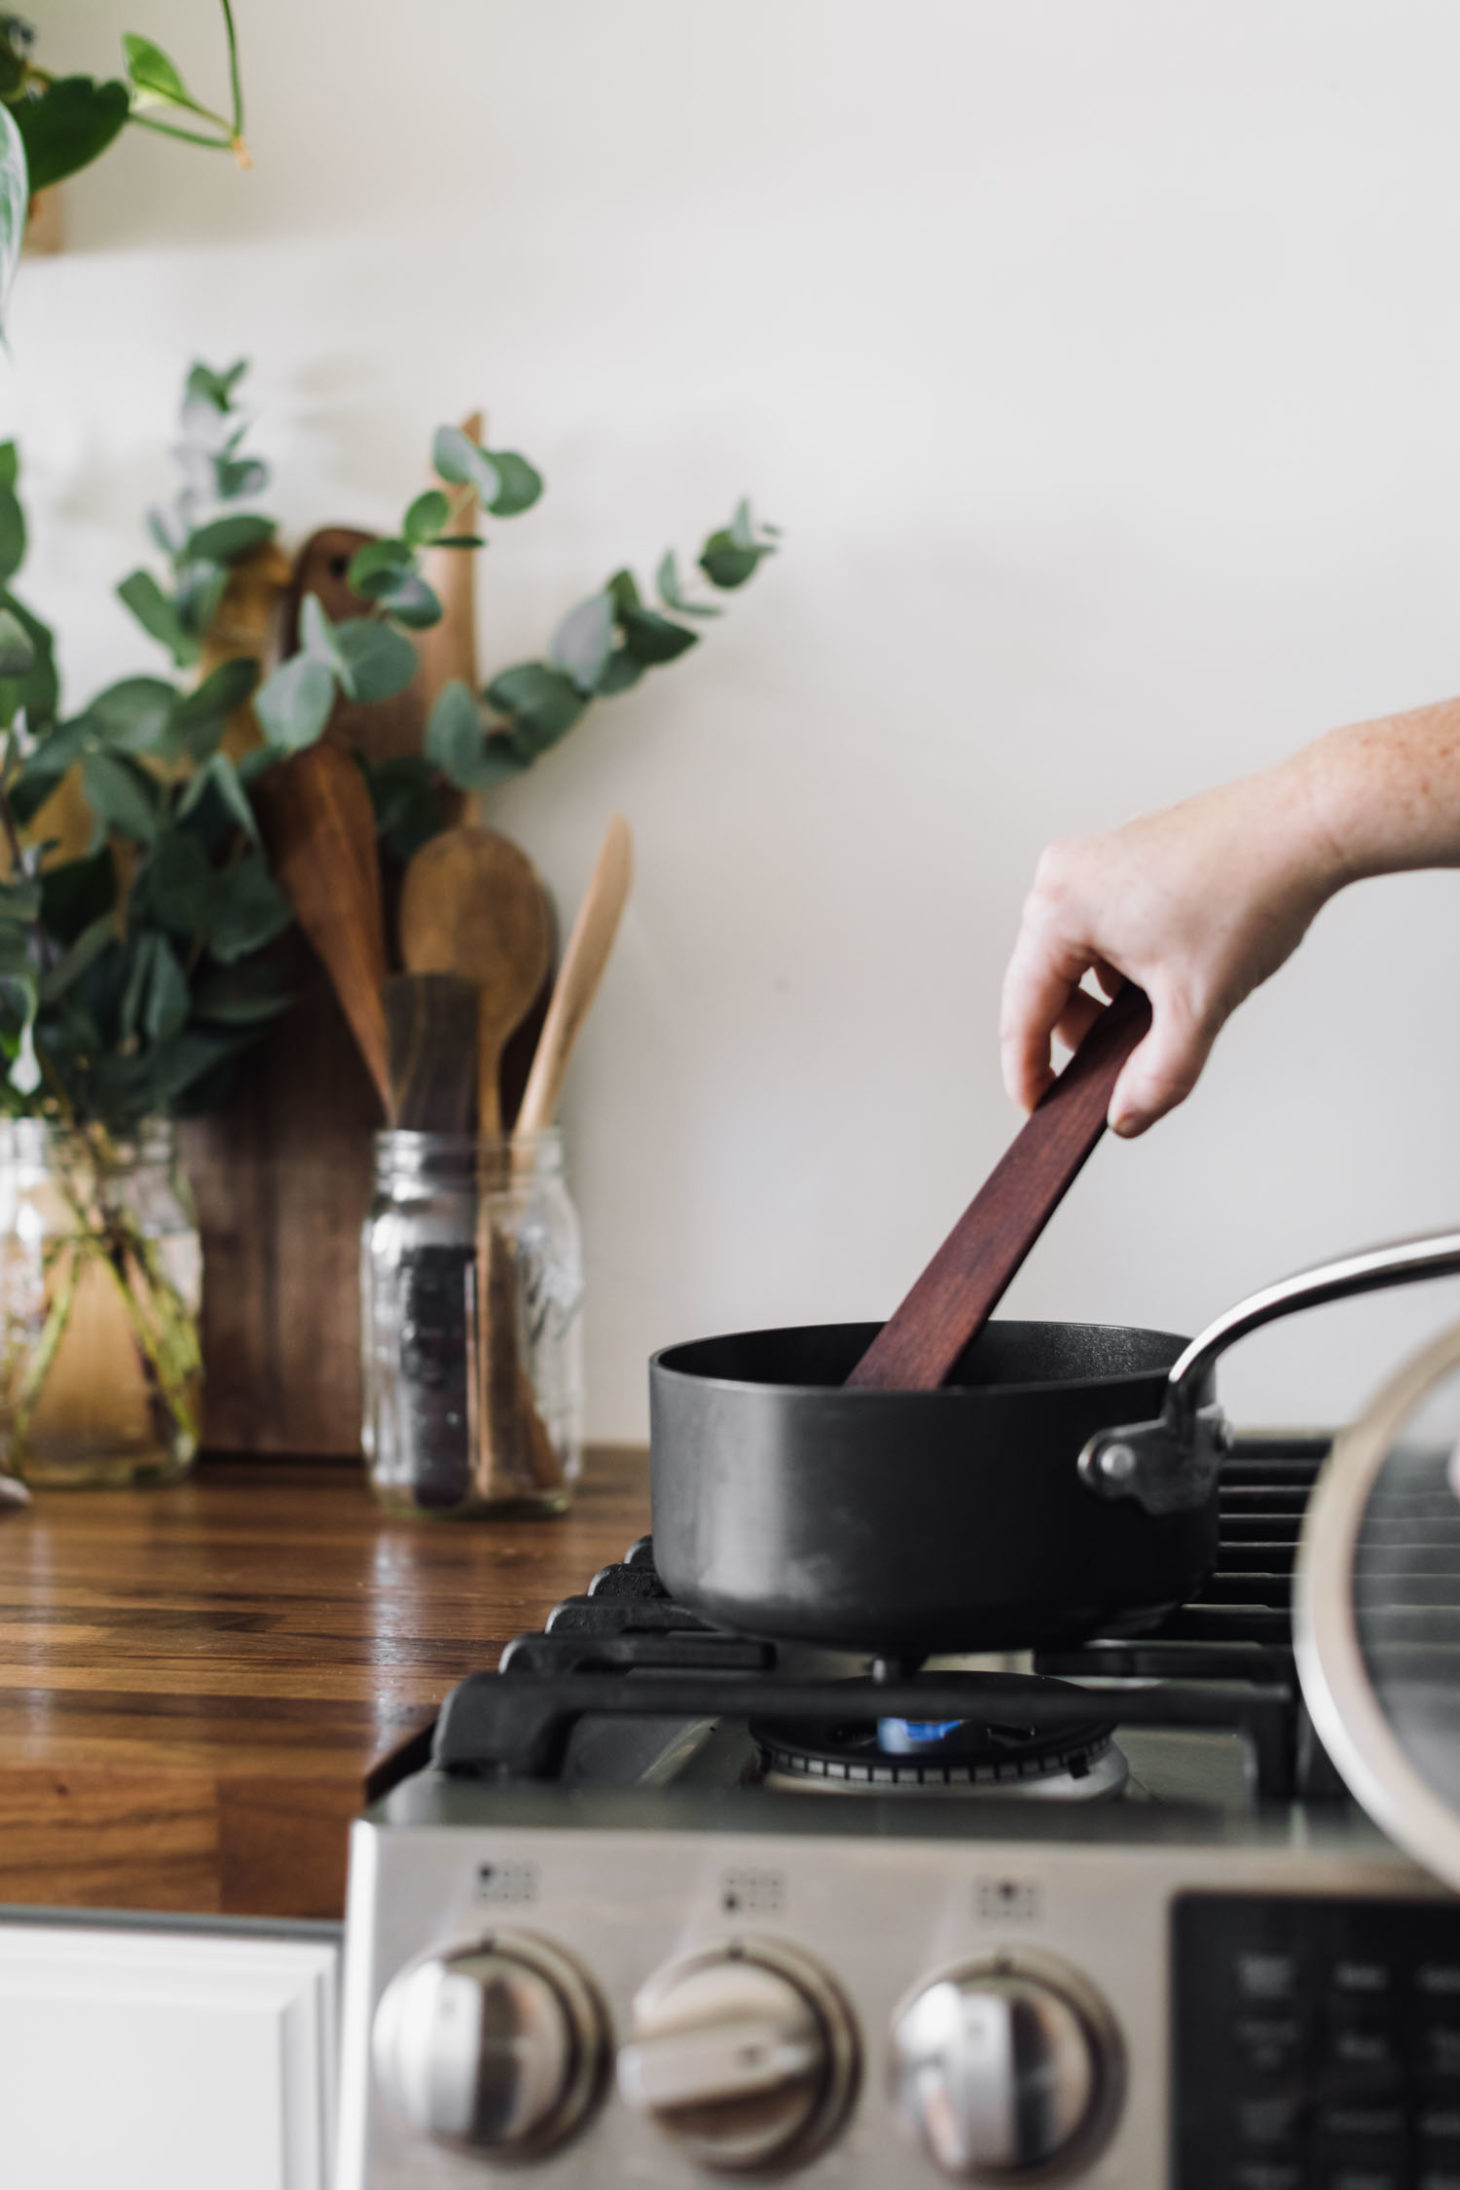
xmin=397 ymin=825 xmax=552 ymax=1135
xmin=514 ymin=815 xmax=634 ymax=1143
xmin=252 ymin=743 xmax=393 ymax=1119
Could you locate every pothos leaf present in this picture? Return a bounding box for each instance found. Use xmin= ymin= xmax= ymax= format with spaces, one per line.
xmin=0 ymin=100 xmax=25 ymax=339
xmin=12 ymin=76 xmax=129 ymax=195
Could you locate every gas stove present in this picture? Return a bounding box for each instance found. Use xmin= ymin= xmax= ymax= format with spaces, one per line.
xmin=336 ymin=1433 xmax=1460 ymax=2187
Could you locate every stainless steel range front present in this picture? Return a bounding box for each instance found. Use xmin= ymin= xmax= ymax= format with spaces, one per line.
xmin=335 ymin=1436 xmax=1460 ymax=2188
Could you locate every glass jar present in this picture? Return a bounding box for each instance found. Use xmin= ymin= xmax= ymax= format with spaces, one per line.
xmin=360 ymin=1130 xmax=584 ymax=1517
xmin=0 ymin=1118 xmax=203 ymax=1488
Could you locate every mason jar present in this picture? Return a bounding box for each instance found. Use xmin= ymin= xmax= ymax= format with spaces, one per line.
xmin=360 ymin=1129 xmax=584 ymax=1517
xmin=0 ymin=1118 xmax=203 ymax=1488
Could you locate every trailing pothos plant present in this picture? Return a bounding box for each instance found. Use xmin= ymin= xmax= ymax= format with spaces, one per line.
xmin=0 ymin=6 xmax=247 ymax=330
xmin=0 ymin=356 xmax=776 ymax=1131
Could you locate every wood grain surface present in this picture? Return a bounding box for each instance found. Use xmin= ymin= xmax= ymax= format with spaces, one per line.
xmin=0 ymin=1447 xmax=649 ymax=1919
xmin=847 ymin=985 xmax=1152 ymax=1390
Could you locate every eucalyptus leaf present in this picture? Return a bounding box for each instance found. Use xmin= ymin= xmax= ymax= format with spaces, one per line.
xmin=597 ymin=649 xmax=644 ymax=697
xmin=484 ymin=450 xmax=544 ymax=518
xmin=117 ymin=569 xmax=198 ymax=668
xmin=484 ymin=662 xmax=588 ymax=746
xmin=0 ymin=874 xmax=39 ymax=924
xmin=431 ymin=425 xmax=499 ymax=507
xmin=141 ymin=826 xmax=213 ymax=939
xmin=335 ymin=618 xmax=417 ymax=704
xmin=619 ymin=604 xmax=698 ymax=665
xmin=177 ymin=750 xmax=261 ymax=848
xmin=147 ymin=1029 xmax=250 ymax=1110
xmin=299 ymin=592 xmax=351 ymax=690
xmin=606 ymin=568 xmax=641 ymax=615
xmin=364 ymin=754 xmax=442 ymax=862
xmin=121 ymin=930 xmax=189 ymax=1045
xmin=39 ymin=912 xmax=114 ymax=1005
xmin=345 ymin=538 xmax=415 ymax=591
xmin=213 ymin=453 xmax=267 ymax=500
xmin=403 ymin=489 xmax=450 ymax=547
xmin=0 ymin=590 xmax=58 ymax=726
xmin=185 ymin=360 xmax=247 ymax=412
xmin=730 ymin=497 xmax=757 ymax=550
xmin=191 ymin=963 xmax=294 ymax=1027
xmin=0 ymin=480 xmax=25 ymax=583
xmin=40 ymin=849 xmax=115 ymax=946
xmin=81 ymin=749 xmax=161 ymax=844
xmin=167 ymin=654 xmax=258 ymax=761
xmin=549 ymin=591 xmax=614 ymax=694
xmin=655 ymin=548 xmax=719 ymax=619
xmin=699 ymin=530 xmax=768 ymax=589
xmin=8 ymin=715 xmax=89 ymax=826
xmin=13 ymin=75 xmax=129 ymax=194
xmin=0 ymin=442 xmax=15 ymax=489
xmin=253 ymin=653 xmax=335 ymax=751
xmin=0 ymin=604 xmax=34 ymax=677
xmin=206 ymin=855 xmax=291 ymax=964
xmin=87 ymin=675 xmax=176 ymax=753
xmin=183 ymin=511 xmax=276 ymax=564
xmin=365 ymin=570 xmax=441 ymax=629
xmin=423 ymin=679 xmax=486 ymax=788
xmin=173 ymin=559 xmax=229 ymax=640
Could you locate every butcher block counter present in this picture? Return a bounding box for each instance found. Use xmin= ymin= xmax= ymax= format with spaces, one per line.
xmin=0 ymin=1448 xmax=650 ymax=1922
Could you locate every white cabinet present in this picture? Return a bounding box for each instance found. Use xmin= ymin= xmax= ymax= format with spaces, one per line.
xmin=0 ymin=1918 xmax=339 ymax=2190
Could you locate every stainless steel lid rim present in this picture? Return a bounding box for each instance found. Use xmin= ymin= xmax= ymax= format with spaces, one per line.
xmin=1295 ymin=1314 xmax=1460 ymax=1895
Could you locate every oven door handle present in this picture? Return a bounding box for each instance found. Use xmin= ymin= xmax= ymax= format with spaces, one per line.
xmin=1078 ymin=1227 xmax=1460 ymax=1516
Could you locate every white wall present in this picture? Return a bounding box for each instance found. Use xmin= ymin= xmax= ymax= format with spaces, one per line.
xmin=10 ymin=0 xmax=1460 ymax=1439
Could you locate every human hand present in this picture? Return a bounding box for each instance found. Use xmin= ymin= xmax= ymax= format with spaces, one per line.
xmin=1000 ymin=766 xmax=1340 ymax=1136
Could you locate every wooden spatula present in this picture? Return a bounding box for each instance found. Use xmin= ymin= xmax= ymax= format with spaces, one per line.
xmin=513 ymin=815 xmax=633 ymax=1143
xmin=846 ymin=984 xmax=1152 ymax=1391
xmin=252 ymin=743 xmax=394 ymax=1120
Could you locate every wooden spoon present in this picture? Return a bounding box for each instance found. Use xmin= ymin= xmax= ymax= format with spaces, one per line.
xmin=513 ymin=815 xmax=634 ymax=1143
xmin=397 ymin=825 xmax=552 ymax=1135
xmin=252 ymin=744 xmax=393 ymax=1119
xmin=845 ymin=984 xmax=1152 ymax=1391
xmin=383 ymin=972 xmax=479 ymax=1133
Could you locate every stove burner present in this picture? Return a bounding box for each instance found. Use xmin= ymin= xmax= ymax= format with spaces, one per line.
xmin=750 ymin=1674 xmax=1129 ymax=1801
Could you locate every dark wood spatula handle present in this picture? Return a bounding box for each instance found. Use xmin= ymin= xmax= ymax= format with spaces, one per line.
xmin=845 ymin=984 xmax=1152 ymax=1391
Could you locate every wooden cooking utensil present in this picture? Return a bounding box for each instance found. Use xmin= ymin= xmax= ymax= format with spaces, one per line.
xmin=398 ymin=824 xmax=559 ymax=1496
xmin=845 ymin=984 xmax=1152 ymax=1392
xmin=383 ymin=972 xmax=479 ymax=1133
xmin=397 ymin=826 xmax=553 ymax=1135
xmin=513 ymin=815 xmax=634 ymax=1143
xmin=252 ymin=744 xmax=394 ymax=1120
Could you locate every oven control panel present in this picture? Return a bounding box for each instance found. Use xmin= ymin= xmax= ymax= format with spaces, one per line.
xmin=1174 ymin=1894 xmax=1460 ymax=2189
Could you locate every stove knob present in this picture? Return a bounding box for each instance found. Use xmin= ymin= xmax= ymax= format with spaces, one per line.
xmin=372 ymin=1930 xmax=607 ymax=2159
xmin=889 ymin=1957 xmax=1121 ymax=2179
xmin=617 ymin=1940 xmax=859 ymax=2173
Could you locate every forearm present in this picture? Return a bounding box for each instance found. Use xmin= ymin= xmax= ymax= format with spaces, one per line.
xmin=1288 ymin=694 xmax=1460 ymax=885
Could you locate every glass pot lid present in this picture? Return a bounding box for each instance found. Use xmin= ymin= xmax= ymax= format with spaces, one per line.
xmin=1297 ymin=1319 xmax=1460 ymax=1890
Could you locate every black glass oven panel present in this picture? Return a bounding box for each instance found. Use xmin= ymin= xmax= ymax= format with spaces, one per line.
xmin=1173 ymin=1894 xmax=1460 ymax=2190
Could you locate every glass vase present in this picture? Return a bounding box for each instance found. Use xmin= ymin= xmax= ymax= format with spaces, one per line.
xmin=360 ymin=1129 xmax=585 ymax=1518
xmin=0 ymin=1119 xmax=203 ymax=1487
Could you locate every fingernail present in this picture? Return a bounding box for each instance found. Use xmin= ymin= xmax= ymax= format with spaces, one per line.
xmin=1110 ymin=1111 xmax=1142 ymax=1138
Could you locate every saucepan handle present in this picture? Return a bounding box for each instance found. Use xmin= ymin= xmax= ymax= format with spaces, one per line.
xmin=1079 ymin=1227 xmax=1460 ymax=1515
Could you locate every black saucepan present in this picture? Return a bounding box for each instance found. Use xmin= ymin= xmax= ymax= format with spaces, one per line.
xmin=648 ymin=1231 xmax=1460 ymax=1655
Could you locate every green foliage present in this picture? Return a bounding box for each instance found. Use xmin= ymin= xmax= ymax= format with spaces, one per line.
xmin=0 ymin=8 xmax=247 ymax=340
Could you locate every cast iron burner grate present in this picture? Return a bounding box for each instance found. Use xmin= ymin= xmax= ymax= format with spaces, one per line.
xmin=430 ymin=1432 xmax=1338 ymax=1803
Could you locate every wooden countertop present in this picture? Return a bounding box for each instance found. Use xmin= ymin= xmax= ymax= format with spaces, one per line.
xmin=0 ymin=1448 xmax=650 ymax=1921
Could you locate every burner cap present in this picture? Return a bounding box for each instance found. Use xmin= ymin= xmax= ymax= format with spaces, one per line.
xmin=751 ymin=1673 xmax=1122 ymax=1798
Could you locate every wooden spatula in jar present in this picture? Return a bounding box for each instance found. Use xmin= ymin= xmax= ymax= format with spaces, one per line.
xmin=846 ymin=984 xmax=1152 ymax=1391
